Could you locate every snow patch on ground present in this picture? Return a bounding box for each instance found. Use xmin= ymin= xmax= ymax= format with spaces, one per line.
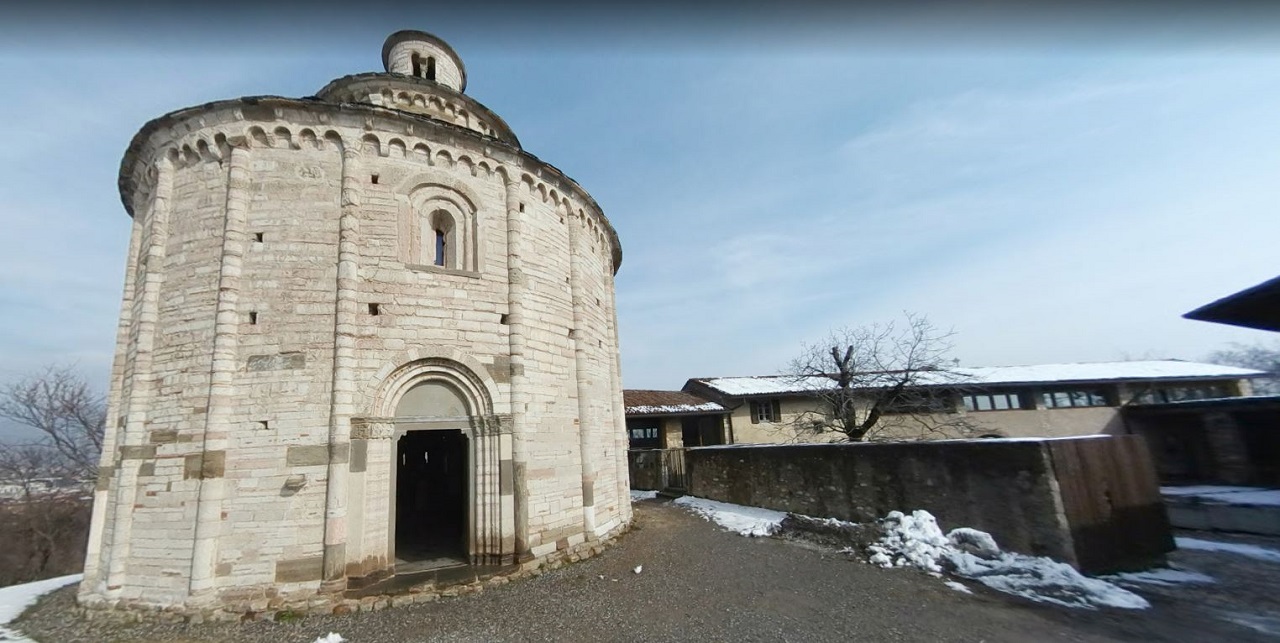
xmin=1221 ymin=611 xmax=1280 ymax=636
xmin=672 ymin=496 xmax=787 ymax=537
xmin=869 ymin=510 xmax=1148 ymax=610
xmin=1107 ymin=567 xmax=1215 ymax=587
xmin=944 ymin=580 xmax=972 ymax=594
xmin=630 ymin=489 xmax=659 ymax=502
xmin=1162 ymin=486 xmax=1280 ymax=506
xmin=1177 ymin=537 xmax=1280 ymax=563
xmin=312 ymin=634 xmax=346 ymax=643
xmin=671 ymin=498 xmax=1148 ymax=611
xmin=0 ymin=573 xmax=83 ymax=642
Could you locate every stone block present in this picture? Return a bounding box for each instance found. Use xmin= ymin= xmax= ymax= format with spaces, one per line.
xmin=274 ymin=556 xmax=323 ymax=583
xmin=184 ymin=451 xmax=225 ymax=480
xmin=246 ymin=352 xmax=306 ymax=371
xmin=286 ymin=445 xmax=330 ymax=467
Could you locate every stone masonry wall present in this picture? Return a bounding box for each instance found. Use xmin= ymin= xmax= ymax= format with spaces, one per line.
xmin=687 ymin=441 xmax=1077 ymax=564
xmin=686 ymin=437 xmax=1173 ymax=573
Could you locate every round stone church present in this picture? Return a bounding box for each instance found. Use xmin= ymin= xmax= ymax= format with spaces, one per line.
xmin=80 ymin=30 xmax=630 ymax=614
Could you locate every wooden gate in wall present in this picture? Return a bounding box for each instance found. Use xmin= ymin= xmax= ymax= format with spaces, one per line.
xmin=660 ymin=448 xmax=688 ymax=493
xmin=1046 ymin=435 xmax=1174 ymax=572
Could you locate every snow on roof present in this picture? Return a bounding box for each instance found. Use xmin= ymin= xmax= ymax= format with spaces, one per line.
xmin=690 ymin=360 xmax=1265 ymax=397
xmin=623 ymin=389 xmax=726 ymax=416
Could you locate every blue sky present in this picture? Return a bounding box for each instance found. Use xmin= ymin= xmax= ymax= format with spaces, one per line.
xmin=1 ymin=4 xmax=1279 ymax=435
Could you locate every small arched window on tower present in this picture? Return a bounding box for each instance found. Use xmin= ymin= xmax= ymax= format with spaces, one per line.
xmin=411 ymin=53 xmax=422 ymax=78
xmin=426 ymin=57 xmax=437 ymax=81
xmin=429 ymin=209 xmax=456 ymax=268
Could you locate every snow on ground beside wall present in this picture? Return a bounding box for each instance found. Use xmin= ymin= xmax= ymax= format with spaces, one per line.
xmin=670 ymin=497 xmax=1148 ymax=610
xmin=1161 ymin=486 xmax=1280 ymax=507
xmin=868 ymin=510 xmax=1148 ymax=610
xmin=311 ymin=634 xmax=346 ymax=643
xmin=1106 ymin=567 xmax=1216 ymax=587
xmin=0 ymin=573 xmax=82 ymax=642
xmin=671 ymin=496 xmax=787 ymax=537
xmin=1177 ymin=537 xmax=1280 ymax=563
xmin=630 ymin=490 xmax=659 ymax=501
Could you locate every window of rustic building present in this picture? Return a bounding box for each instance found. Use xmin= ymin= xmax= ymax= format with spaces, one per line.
xmin=1040 ymin=389 xmax=1109 ymax=408
xmin=1133 ymin=384 xmax=1230 ymax=405
xmin=882 ymin=391 xmax=953 ymax=414
xmin=962 ymin=392 xmax=1027 ymax=412
xmin=627 ymin=425 xmax=661 ymax=449
xmin=750 ymin=399 xmax=781 ymax=424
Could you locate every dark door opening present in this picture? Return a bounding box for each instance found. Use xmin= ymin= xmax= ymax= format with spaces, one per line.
xmin=395 ymin=430 xmax=468 ymax=569
xmin=681 ymin=415 xmax=724 ymax=447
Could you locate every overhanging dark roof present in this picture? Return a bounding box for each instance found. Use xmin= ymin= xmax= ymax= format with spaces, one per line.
xmin=1185 ymin=275 xmax=1280 ymax=333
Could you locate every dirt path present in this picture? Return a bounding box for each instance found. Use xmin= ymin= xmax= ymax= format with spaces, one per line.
xmin=16 ymin=499 xmax=1277 ymax=642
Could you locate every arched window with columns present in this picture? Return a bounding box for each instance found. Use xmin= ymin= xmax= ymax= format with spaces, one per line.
xmin=397 ymin=182 xmax=480 ymax=273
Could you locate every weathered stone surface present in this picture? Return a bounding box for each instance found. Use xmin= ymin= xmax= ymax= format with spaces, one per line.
xmin=119 ymin=445 xmax=155 ymax=460
xmin=274 ymin=556 xmax=323 ymax=583
xmin=245 ymin=352 xmax=306 ymax=371
xmin=183 ymin=451 xmax=225 ymax=480
xmin=349 ymin=439 xmax=367 ymax=473
xmin=286 ymin=445 xmax=330 ymax=467
xmin=148 ymin=429 xmax=177 ymax=444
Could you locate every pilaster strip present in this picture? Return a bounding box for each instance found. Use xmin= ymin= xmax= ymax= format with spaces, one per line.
xmin=189 ymin=141 xmax=251 ymax=597
xmin=322 ymin=142 xmax=362 ymax=589
xmin=81 ymin=214 xmax=144 ymax=591
xmin=605 ymin=267 xmax=631 ymax=525
xmin=503 ymin=176 xmax=530 ymax=555
xmin=567 ymin=215 xmax=596 ymax=533
xmin=105 ymin=155 xmax=172 ymax=595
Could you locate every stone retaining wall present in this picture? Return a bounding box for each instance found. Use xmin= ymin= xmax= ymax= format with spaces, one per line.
xmin=685 ymin=436 xmax=1172 ymax=574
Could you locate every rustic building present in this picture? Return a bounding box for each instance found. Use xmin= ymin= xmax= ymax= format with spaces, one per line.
xmin=626 ymin=360 xmax=1262 ymax=447
xmin=80 ymin=29 xmax=630 ymax=614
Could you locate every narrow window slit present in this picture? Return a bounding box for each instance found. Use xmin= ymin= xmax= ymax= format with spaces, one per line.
xmin=253 ymin=232 xmax=264 ymax=242
xmin=369 ymin=303 xmax=381 ymax=316
xmin=371 ymin=174 xmax=379 ymax=184
xmin=249 ymin=311 xmax=258 ymax=325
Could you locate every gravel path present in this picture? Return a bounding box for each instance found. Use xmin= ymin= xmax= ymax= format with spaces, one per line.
xmin=15 ymin=499 xmax=1278 ymax=642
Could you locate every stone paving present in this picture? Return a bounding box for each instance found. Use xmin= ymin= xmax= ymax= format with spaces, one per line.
xmin=17 ymin=499 xmax=1280 ymax=642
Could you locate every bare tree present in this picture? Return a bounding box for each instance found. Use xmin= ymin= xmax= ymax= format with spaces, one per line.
xmin=0 ymin=364 xmax=104 ymax=584
xmin=1207 ymin=341 xmax=1280 ymax=396
xmin=0 ymin=445 xmax=93 ymax=584
xmin=0 ymin=364 xmax=105 ymax=482
xmin=785 ymin=313 xmax=979 ymax=442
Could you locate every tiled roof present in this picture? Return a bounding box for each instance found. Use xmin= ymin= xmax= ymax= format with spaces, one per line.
xmin=688 ymin=360 xmax=1265 ymax=398
xmin=623 ymin=390 xmax=726 ymax=416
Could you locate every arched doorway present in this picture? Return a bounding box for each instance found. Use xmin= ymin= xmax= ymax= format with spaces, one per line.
xmin=392 ymin=380 xmax=472 ymax=572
